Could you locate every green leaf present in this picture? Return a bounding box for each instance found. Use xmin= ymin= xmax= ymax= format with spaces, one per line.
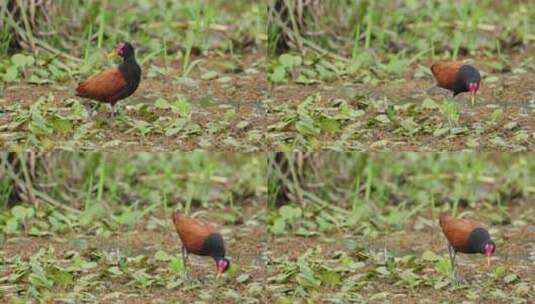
xmin=503 ymin=273 xmax=518 ymax=284
xmin=132 ymin=269 xmax=152 ymax=287
xmin=319 ymin=118 xmax=341 ymax=133
xmin=114 ymin=209 xmax=140 ymax=227
xmin=3 ymin=218 xmax=19 ymax=234
xmin=296 ymin=268 xmax=320 ymax=288
xmin=374 ymin=114 xmax=390 ymax=124
xmin=400 ymin=117 xmax=419 ymax=134
xmin=50 ymin=117 xmax=73 ymax=134
xmin=80 ymin=261 xmax=97 ymax=269
xmin=80 ymin=203 xmax=104 ymax=227
xmin=491 ymin=108 xmax=504 ymax=123
xmin=155 ymin=250 xmax=171 ymax=261
xmin=422 ymin=98 xmax=438 ymax=109
xmin=224 ymin=109 xmax=236 ymax=122
xmin=269 ymin=66 xmax=286 ymax=83
xmin=236 ymin=121 xmax=250 ymax=129
xmin=155 ymin=98 xmax=171 ymax=109
xmin=12 ymin=54 xmax=34 ymax=68
xmin=169 ymin=257 xmax=185 ymax=274
xmin=200 ymin=71 xmax=218 ymax=80
xmin=12 ymin=206 xmax=34 ymax=220
xmin=3 ymin=66 xmax=19 ymax=82
xmin=422 ymin=250 xmax=440 ymax=261
xmin=279 ymin=205 xmax=302 ymax=220
xmin=279 ymin=54 xmax=302 ymax=69
xmin=236 ymin=273 xmax=250 ymax=283
xmin=49 ymin=268 xmax=73 ymax=288
xmin=270 ymin=218 xmax=286 ymax=235
xmin=435 ymin=258 xmax=451 ymax=275
xmin=399 ymin=269 xmax=420 ymax=287
xmin=434 ymin=278 xmax=449 ymax=289
xmin=318 ymin=270 xmax=341 ymax=287
xmin=29 ymin=272 xmax=53 ymax=289
xmin=494 ymin=265 xmax=506 ymax=277
xmin=107 ymin=266 xmax=123 ymax=276
xmin=433 ymin=127 xmax=450 ymax=137
xmin=295 ymin=116 xmax=320 ymax=136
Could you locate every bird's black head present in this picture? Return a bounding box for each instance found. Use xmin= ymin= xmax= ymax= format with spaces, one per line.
xmin=116 ymin=42 xmax=135 ymax=59
xmin=216 ymin=257 xmax=230 ymax=274
xmin=457 ymin=64 xmax=480 ymax=95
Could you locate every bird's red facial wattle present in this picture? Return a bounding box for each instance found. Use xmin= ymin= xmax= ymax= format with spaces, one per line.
xmin=116 ymin=43 xmax=126 ymax=57
xmin=483 ymin=243 xmax=495 ymax=257
xmin=468 ymin=82 xmax=479 ymax=94
xmin=217 ymin=259 xmax=229 ymax=274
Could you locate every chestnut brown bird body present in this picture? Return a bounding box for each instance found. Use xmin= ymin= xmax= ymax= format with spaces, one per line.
xmin=439 ymin=213 xmax=493 ymax=254
xmin=76 ymin=42 xmax=141 ymax=109
xmin=431 ymin=61 xmax=480 ymax=104
xmin=439 ymin=213 xmax=496 ymax=278
xmin=172 ymin=212 xmax=230 ymax=275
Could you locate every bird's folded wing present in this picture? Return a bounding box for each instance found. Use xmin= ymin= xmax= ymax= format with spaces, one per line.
xmin=431 ymin=61 xmax=462 ymax=90
xmin=173 ymin=215 xmax=217 ymax=251
xmin=76 ymin=68 xmax=127 ymax=100
xmin=441 ymin=217 xmax=484 ymax=249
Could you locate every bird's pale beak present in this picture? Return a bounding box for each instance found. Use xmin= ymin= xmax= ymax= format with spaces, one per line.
xmin=486 ymin=256 xmax=491 ymax=267
xmin=471 ymin=92 xmax=476 ymax=106
xmin=216 ymin=272 xmax=222 ymax=280
xmin=108 ymin=51 xmax=118 ymax=60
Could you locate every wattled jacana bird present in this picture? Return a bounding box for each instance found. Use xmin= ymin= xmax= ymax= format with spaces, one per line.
xmin=430 ymin=61 xmax=481 ymax=105
xmin=172 ymin=211 xmax=230 ymax=278
xmin=439 ymin=213 xmax=496 ymax=281
xmin=76 ymin=42 xmax=141 ymax=117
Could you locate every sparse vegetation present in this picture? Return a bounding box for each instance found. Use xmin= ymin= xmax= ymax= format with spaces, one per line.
xmin=0 ymin=152 xmax=267 ymax=303
xmin=267 ymin=1 xmax=535 ymax=151
xmin=267 ymin=153 xmax=535 ymax=302
xmin=0 ymin=1 xmax=266 ymax=151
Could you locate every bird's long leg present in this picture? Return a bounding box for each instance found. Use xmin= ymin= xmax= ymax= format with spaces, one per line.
xmin=182 ymin=246 xmax=190 ymax=279
xmin=110 ymin=104 xmax=117 ymax=118
xmin=447 ymin=244 xmax=460 ymax=283
xmin=88 ymin=102 xmax=99 ymax=118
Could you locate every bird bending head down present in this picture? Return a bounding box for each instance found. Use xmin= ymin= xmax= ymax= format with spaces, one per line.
xmin=482 ymin=241 xmax=496 ymax=266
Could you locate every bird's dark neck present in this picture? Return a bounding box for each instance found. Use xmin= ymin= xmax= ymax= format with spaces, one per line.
xmin=122 ymin=56 xmax=137 ymax=65
xmin=118 ymin=56 xmax=141 ymax=82
xmin=202 ymin=233 xmax=226 ymax=259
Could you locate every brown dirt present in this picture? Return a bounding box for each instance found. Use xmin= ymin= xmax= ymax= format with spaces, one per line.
xmin=0 ymin=51 xmax=268 ymax=151
xmin=268 ymin=51 xmax=535 ymax=151
xmin=265 ymin=201 xmax=535 ymax=303
xmin=1 ymin=204 xmax=267 ymax=303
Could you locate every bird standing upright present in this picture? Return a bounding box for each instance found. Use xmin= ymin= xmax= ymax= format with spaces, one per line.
xmin=430 ymin=61 xmax=481 ymax=105
xmin=439 ymin=213 xmax=496 ymax=281
xmin=76 ymin=42 xmax=141 ymax=117
xmin=171 ymin=211 xmax=230 ymax=278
